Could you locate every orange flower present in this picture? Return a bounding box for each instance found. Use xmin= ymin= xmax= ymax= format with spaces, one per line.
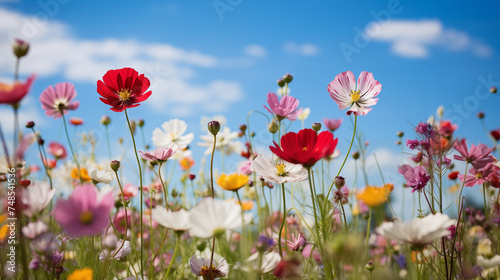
xmin=0 ymin=215 xmax=8 ymax=242
xmin=71 ymin=167 xmax=92 ymax=182
xmin=217 ymin=173 xmax=248 ymax=191
xmin=232 ymin=199 xmax=254 ymax=211
xmin=179 ymin=157 xmax=195 ymax=171
xmin=69 ymin=117 xmax=84 ymax=126
xmin=67 ymin=268 xmax=93 ymax=280
xmin=356 ymin=184 xmax=393 ymax=207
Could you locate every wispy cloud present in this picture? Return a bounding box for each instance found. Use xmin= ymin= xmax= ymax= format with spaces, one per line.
xmin=244 ymin=44 xmax=267 ymax=57
xmin=0 ymin=8 xmax=248 ymax=117
xmin=365 ymin=19 xmax=493 ymax=58
xmin=283 ymin=42 xmax=320 ymax=56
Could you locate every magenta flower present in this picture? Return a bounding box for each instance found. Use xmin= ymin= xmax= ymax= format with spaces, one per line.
xmin=47 ymin=142 xmax=67 ymax=160
xmin=54 ymin=184 xmax=113 ymax=237
xmin=453 ymin=139 xmax=493 ymax=169
xmin=40 ymin=82 xmax=79 ymax=119
xmin=458 ymin=163 xmax=499 ymax=187
xmin=264 ymin=92 xmax=302 ymax=121
xmin=286 ymin=233 xmax=306 ymax=251
xmin=398 ymin=165 xmax=431 ymax=193
xmin=323 ymin=118 xmax=343 ymax=132
xmin=327 ymin=71 xmax=381 ymax=116
xmin=139 ymin=146 xmax=177 ymax=164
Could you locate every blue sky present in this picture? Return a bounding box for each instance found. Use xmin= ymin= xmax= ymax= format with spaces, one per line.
xmin=1 ymin=1 xmax=500 ymax=212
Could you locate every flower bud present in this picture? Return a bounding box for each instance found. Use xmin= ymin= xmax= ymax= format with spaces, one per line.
xmin=365 ymin=260 xmax=375 ymax=272
xmin=250 ymin=131 xmax=255 ymax=137
xmin=25 ymin=121 xmax=35 ymax=128
xmin=268 ymin=120 xmax=279 ymax=134
xmin=334 ymin=176 xmax=345 ymax=189
xmin=312 ymin=122 xmax=322 ymax=132
xmin=277 ymin=78 xmax=285 ymax=87
xmin=239 ymin=124 xmax=247 ymax=133
xmin=12 ymin=39 xmax=29 ymax=58
xmin=110 ymin=160 xmax=120 ymax=172
xmin=283 ymin=73 xmax=293 ymax=83
xmin=19 ymin=180 xmax=31 ymax=188
xmin=38 ymin=137 xmax=45 ymax=146
xmin=477 ymin=112 xmax=485 ymax=119
xmin=137 ymin=119 xmax=145 ymax=127
xmin=189 ymin=174 xmax=196 ymax=181
xmin=396 ymin=140 xmax=401 ymax=145
xmin=100 ymin=115 xmax=111 ymax=126
xmin=196 ymin=240 xmax=207 ymax=252
xmin=490 ymin=86 xmax=497 ymax=94
xmin=396 ymin=131 xmax=404 ymax=137
xmin=208 ymin=121 xmax=220 ymax=136
xmin=352 ymin=151 xmax=360 ymax=160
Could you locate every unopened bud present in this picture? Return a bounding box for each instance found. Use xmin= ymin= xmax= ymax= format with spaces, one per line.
xmin=352 ymin=151 xmax=360 ymax=160
xmin=196 ymin=240 xmax=207 ymax=252
xmin=110 ymin=160 xmax=120 ymax=172
xmin=334 ymin=176 xmax=345 ymax=189
xmin=208 ymin=121 xmax=220 ymax=136
xmin=239 ymin=124 xmax=247 ymax=133
xmin=277 ymin=78 xmax=285 ymax=87
xmin=396 ymin=131 xmax=404 ymax=137
xmin=250 ymin=131 xmax=255 ymax=137
xmin=365 ymin=260 xmax=375 ymax=272
xmin=283 ymin=73 xmax=293 ymax=83
xmin=312 ymin=122 xmax=322 ymax=132
xmin=477 ymin=112 xmax=485 ymax=119
xmin=268 ymin=120 xmax=279 ymax=134
xmin=137 ymin=119 xmax=145 ymax=127
xmin=12 ymin=39 xmax=29 ymax=58
xmin=490 ymin=86 xmax=497 ymax=94
xmin=38 ymin=137 xmax=45 ymax=146
xmin=25 ymin=121 xmax=35 ymax=128
xmin=100 ymin=115 xmax=111 ymax=126
xmin=19 ymin=180 xmax=31 ymax=188
xmin=189 ymin=174 xmax=196 ymax=181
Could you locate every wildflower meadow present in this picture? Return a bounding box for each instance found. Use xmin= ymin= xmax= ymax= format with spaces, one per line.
xmin=1 ymin=2 xmax=500 ymax=280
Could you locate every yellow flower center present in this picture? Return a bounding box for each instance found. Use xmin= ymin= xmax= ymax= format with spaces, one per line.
xmin=302 ymin=147 xmax=308 ymax=151
xmin=118 ymin=89 xmax=132 ymax=101
xmin=476 ymin=173 xmax=483 ymax=179
xmin=169 ymin=132 xmax=178 ymax=140
xmin=350 ymin=90 xmax=361 ymax=102
xmin=276 ymin=163 xmax=286 ymax=176
xmin=200 ymin=265 xmax=217 ymax=276
xmin=80 ymin=211 xmax=93 ymax=224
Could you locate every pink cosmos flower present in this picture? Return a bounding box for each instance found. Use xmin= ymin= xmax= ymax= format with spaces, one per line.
xmin=139 ymin=146 xmax=177 ymax=164
xmin=453 ymin=139 xmax=493 ymax=169
xmin=113 ymin=209 xmax=132 ymax=234
xmin=327 ymin=71 xmax=381 ymax=116
xmin=122 ymin=183 xmax=139 ymax=200
xmin=48 ymin=142 xmax=67 ymax=160
xmin=0 ymin=75 xmax=35 ymax=105
xmin=264 ymin=92 xmax=303 ymax=121
xmin=323 ymin=118 xmax=343 ymax=132
xmin=237 ymin=160 xmax=253 ymax=175
xmin=458 ymin=163 xmax=499 ymax=187
xmin=286 ymin=233 xmax=306 ymax=251
xmin=40 ymin=82 xmax=80 ymax=119
xmin=398 ymin=165 xmax=431 ymax=193
xmin=54 ymin=184 xmax=113 ymax=236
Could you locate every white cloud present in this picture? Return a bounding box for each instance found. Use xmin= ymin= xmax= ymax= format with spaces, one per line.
xmin=244 ymin=44 xmax=267 ymax=57
xmin=0 ymin=8 xmax=247 ymax=117
xmin=365 ymin=19 xmax=493 ymax=58
xmin=0 ymin=97 xmax=47 ymax=134
xmin=283 ymin=42 xmax=320 ymax=56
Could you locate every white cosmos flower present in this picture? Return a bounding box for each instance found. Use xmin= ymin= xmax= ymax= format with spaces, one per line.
xmin=152 ymin=119 xmax=194 ymax=149
xmin=99 ymin=240 xmax=131 ymax=261
xmin=240 ymin=251 xmax=281 ymax=273
xmin=22 ymin=220 xmax=48 ymax=239
xmin=375 ymin=213 xmax=456 ymax=246
xmin=198 ymin=127 xmax=242 ymax=156
xmin=251 ymin=155 xmax=308 ymax=184
xmin=0 ymin=155 xmax=24 ymax=174
xmin=22 ymin=182 xmax=55 ymax=217
xmin=88 ymin=166 xmax=114 ymax=184
xmin=477 ymin=255 xmax=500 ymax=269
xmin=152 ymin=206 xmax=191 ymax=232
xmin=189 ymin=198 xmax=243 ymax=238
xmin=189 ymin=255 xmax=229 ymax=278
xmin=297 ymin=107 xmax=310 ymax=121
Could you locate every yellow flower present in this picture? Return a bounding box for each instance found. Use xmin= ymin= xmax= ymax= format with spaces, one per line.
xmin=217 ymin=173 xmax=248 ymax=191
xmin=71 ymin=167 xmax=92 ymax=182
xmin=179 ymin=157 xmax=195 ymax=171
xmin=228 ymin=199 xmax=254 ymax=211
xmin=356 ymin=184 xmax=393 ymax=207
xmin=0 ymin=214 xmax=8 ymax=241
xmin=67 ymin=268 xmax=93 ymax=280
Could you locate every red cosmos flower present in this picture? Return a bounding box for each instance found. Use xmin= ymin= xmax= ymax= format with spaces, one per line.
xmin=448 ymin=171 xmax=459 ymax=180
xmin=97 ymin=68 xmax=151 ymax=112
xmin=270 ymin=129 xmax=337 ymax=168
xmin=0 ymin=75 xmax=35 ymax=105
xmin=491 ymin=129 xmax=500 ymax=142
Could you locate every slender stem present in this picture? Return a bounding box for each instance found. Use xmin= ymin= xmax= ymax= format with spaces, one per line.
xmin=457 ymin=163 xmax=469 ymax=215
xmin=365 ymin=207 xmax=372 ymax=255
xmin=235 ymin=190 xmax=247 ymax=255
xmin=105 ymin=125 xmax=112 ymax=159
xmin=158 ymin=163 xmax=168 ymax=208
xmin=112 ymin=171 xmax=128 ymax=259
xmin=326 ymin=115 xmax=357 ymax=200
xmin=62 ymin=113 xmax=82 ymax=183
xmin=164 ymin=232 xmax=182 ymax=279
xmin=0 ymin=122 xmax=11 ymax=167
xmin=209 ymin=133 xmax=217 ymax=272
xmin=278 ymin=183 xmax=287 ymax=257
xmin=13 ymin=107 xmax=19 ymax=153
xmin=483 ymin=183 xmax=489 ymax=219
xmin=339 ymin=201 xmax=348 ymax=234
xmin=307 ymin=168 xmax=320 ymax=241
xmin=31 ymin=127 xmax=53 ymax=189
xmin=14 ymin=57 xmax=19 ymax=82
xmin=124 ymin=109 xmax=143 ymax=276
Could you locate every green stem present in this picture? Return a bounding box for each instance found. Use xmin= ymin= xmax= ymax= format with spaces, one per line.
xmin=457 ymin=163 xmax=469 ymax=215
xmin=483 ymin=183 xmax=489 ymax=219
xmin=365 ymin=207 xmax=372 ymax=255
xmin=278 ymin=183 xmax=287 ymax=257
xmin=62 ymin=113 xmax=82 ymax=183
xmin=105 ymin=125 xmax=112 ymax=159
xmin=112 ymin=171 xmax=128 ymax=259
xmin=124 ymin=109 xmax=143 ymax=276
xmin=209 ymin=133 xmax=217 ymax=272
xmin=164 ymin=232 xmax=182 ymax=280
xmin=326 ymin=115 xmax=357 ymax=201
xmin=307 ymin=168 xmax=320 ymax=242
xmin=158 ymin=163 xmax=168 ymax=208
